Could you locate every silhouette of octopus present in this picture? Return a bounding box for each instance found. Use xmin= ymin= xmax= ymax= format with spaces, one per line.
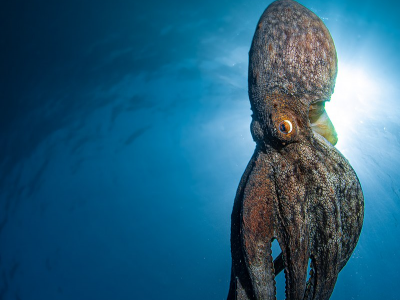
xmin=227 ymin=0 xmax=364 ymax=299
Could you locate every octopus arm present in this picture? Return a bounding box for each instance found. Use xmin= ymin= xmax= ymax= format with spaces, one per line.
xmin=242 ymin=151 xmax=279 ymax=299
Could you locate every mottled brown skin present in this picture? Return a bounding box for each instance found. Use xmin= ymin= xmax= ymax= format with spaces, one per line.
xmin=227 ymin=1 xmax=364 ymax=299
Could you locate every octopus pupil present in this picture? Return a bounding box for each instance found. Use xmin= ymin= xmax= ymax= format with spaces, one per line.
xmin=279 ymin=121 xmax=291 ymax=134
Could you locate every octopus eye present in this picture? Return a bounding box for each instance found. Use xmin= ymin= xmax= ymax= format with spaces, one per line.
xmin=279 ymin=120 xmax=293 ymax=134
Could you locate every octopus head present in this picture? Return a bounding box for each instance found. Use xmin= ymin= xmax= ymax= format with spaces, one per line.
xmin=248 ymin=0 xmax=339 ymax=149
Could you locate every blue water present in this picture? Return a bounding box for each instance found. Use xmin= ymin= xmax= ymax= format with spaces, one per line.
xmin=1 ymin=0 xmax=399 ymax=299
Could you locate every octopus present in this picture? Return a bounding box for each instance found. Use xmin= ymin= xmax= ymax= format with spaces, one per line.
xmin=227 ymin=0 xmax=364 ymax=299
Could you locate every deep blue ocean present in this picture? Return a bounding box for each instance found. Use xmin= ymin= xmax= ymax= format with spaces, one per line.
xmin=1 ymin=0 xmax=400 ymax=299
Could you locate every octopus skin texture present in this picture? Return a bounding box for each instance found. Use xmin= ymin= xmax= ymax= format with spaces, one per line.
xmin=227 ymin=0 xmax=364 ymax=300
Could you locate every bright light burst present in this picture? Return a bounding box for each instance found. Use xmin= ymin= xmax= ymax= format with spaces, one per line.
xmin=326 ymin=62 xmax=382 ymax=149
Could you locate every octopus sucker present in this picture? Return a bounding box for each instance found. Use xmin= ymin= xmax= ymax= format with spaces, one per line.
xmin=227 ymin=0 xmax=364 ymax=299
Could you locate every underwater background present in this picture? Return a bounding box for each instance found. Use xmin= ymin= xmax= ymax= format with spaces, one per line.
xmin=1 ymin=0 xmax=400 ymax=299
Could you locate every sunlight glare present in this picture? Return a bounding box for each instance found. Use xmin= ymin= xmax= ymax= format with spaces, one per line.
xmin=326 ymin=62 xmax=380 ymax=150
